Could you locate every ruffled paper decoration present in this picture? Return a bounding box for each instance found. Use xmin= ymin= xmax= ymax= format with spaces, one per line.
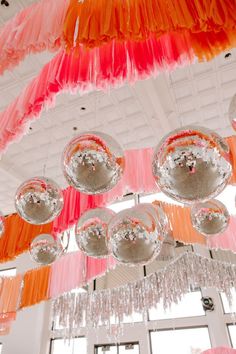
xmin=0 ymin=275 xmax=22 ymax=335
xmin=0 ymin=0 xmax=235 ymax=77
xmin=20 ymin=266 xmax=51 ymax=308
xmin=0 ymin=0 xmax=69 ymax=75
xmin=0 ymin=214 xmax=52 ymax=263
xmin=64 ymin=0 xmax=236 ymax=61
xmin=0 ymin=34 xmax=194 ymax=154
xmin=20 ymin=250 xmax=116 ymax=307
xmin=49 ymin=252 xmax=116 ymax=298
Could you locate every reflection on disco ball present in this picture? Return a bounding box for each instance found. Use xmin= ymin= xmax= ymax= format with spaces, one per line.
xmin=76 ymin=207 xmax=115 ymax=258
xmin=108 ymin=203 xmax=167 ymax=266
xmin=0 ymin=212 xmax=5 ymax=238
xmin=191 ymin=199 xmax=229 ymax=236
xmin=30 ymin=234 xmax=63 ymax=265
xmin=229 ymin=94 xmax=236 ymax=131
xmin=62 ymin=132 xmax=125 ymax=194
xmin=152 ymin=126 xmax=232 ymax=204
xmin=156 ymin=231 xmax=176 ymax=262
xmin=15 ymin=177 xmax=64 ymax=225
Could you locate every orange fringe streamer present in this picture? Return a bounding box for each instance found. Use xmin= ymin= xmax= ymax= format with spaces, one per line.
xmin=63 ymin=0 xmax=236 ymax=60
xmin=20 ymin=266 xmax=51 ymax=308
xmin=0 ymin=275 xmax=22 ymax=313
xmin=161 ymin=203 xmax=206 ymax=245
xmin=0 ymin=214 xmax=52 ymax=263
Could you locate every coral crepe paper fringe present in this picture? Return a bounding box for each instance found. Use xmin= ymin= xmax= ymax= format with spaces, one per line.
xmin=0 ymin=34 xmax=193 ymax=155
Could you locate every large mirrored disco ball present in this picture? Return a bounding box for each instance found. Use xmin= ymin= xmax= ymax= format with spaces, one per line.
xmin=0 ymin=212 xmax=5 ymax=238
xmin=15 ymin=177 xmax=64 ymax=225
xmin=191 ymin=199 xmax=229 ymax=236
xmin=30 ymin=234 xmax=63 ymax=265
xmin=229 ymin=94 xmax=236 ymax=131
xmin=62 ymin=132 xmax=125 ymax=194
xmin=76 ymin=207 xmax=115 ymax=258
xmin=152 ymin=126 xmax=232 ymax=204
xmin=108 ymin=203 xmax=167 ymax=266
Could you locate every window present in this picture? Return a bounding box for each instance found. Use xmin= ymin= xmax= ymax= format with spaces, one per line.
xmin=95 ymin=343 xmax=139 ymax=354
xmin=108 ymin=198 xmax=135 ymax=213
xmin=221 ymin=290 xmax=236 ymax=314
xmin=50 ymin=337 xmax=86 ymax=354
xmin=0 ymin=268 xmax=16 ymax=277
xmin=228 ymin=325 xmax=236 ymax=348
xmin=149 ymin=291 xmax=204 ymax=320
xmin=150 ymin=327 xmax=211 ymax=354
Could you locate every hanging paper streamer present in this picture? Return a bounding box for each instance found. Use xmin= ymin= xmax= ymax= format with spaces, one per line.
xmin=0 ymin=214 xmax=52 ymax=263
xmin=0 ymin=34 xmax=194 ymax=154
xmin=0 ymin=275 xmax=22 ymax=313
xmin=0 ymin=0 xmax=69 ymax=75
xmin=49 ymin=251 xmax=116 ymax=298
xmin=0 ymin=275 xmax=22 ymax=336
xmin=20 ymin=266 xmax=51 ymax=308
xmin=52 ymin=252 xmax=236 ymax=338
xmin=64 ymin=0 xmax=236 ymax=60
xmin=0 ymin=0 xmax=235 ymax=76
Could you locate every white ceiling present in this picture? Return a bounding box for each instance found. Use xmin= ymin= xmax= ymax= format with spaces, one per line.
xmin=0 ymin=1 xmax=235 ymax=214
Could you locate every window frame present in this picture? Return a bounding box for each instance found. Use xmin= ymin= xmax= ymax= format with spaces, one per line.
xmin=49 ymin=193 xmax=236 ymax=354
xmin=94 ymin=341 xmax=140 ymax=354
xmin=149 ymin=325 xmax=212 ymax=354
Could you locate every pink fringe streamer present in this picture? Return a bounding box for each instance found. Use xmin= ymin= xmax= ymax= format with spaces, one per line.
xmin=0 ymin=33 xmax=193 ymax=154
xmin=0 ymin=0 xmax=69 ymax=75
xmin=49 ymin=251 xmax=116 ymax=297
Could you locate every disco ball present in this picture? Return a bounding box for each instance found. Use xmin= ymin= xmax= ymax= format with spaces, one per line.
xmin=152 ymin=126 xmax=232 ymax=204
xmin=108 ymin=203 xmax=166 ymax=266
xmin=29 ymin=234 xmax=63 ymax=265
xmin=0 ymin=212 xmax=5 ymax=238
xmin=62 ymin=132 xmax=125 ymax=194
xmin=15 ymin=177 xmax=64 ymax=225
xmin=76 ymin=207 xmax=115 ymax=258
xmin=191 ymin=199 xmax=229 ymax=236
xmin=229 ymin=94 xmax=236 ymax=131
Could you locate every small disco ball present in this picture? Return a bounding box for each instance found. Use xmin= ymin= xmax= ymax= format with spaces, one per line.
xmin=229 ymin=94 xmax=236 ymax=131
xmin=15 ymin=177 xmax=64 ymax=225
xmin=0 ymin=212 xmax=5 ymax=238
xmin=76 ymin=207 xmax=115 ymax=258
xmin=152 ymin=126 xmax=232 ymax=204
xmin=108 ymin=203 xmax=167 ymax=266
xmin=62 ymin=132 xmax=125 ymax=194
xmin=191 ymin=199 xmax=230 ymax=236
xmin=29 ymin=234 xmax=63 ymax=265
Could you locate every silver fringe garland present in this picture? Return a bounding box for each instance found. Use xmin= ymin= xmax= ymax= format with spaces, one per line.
xmin=52 ymin=252 xmax=236 ymax=338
